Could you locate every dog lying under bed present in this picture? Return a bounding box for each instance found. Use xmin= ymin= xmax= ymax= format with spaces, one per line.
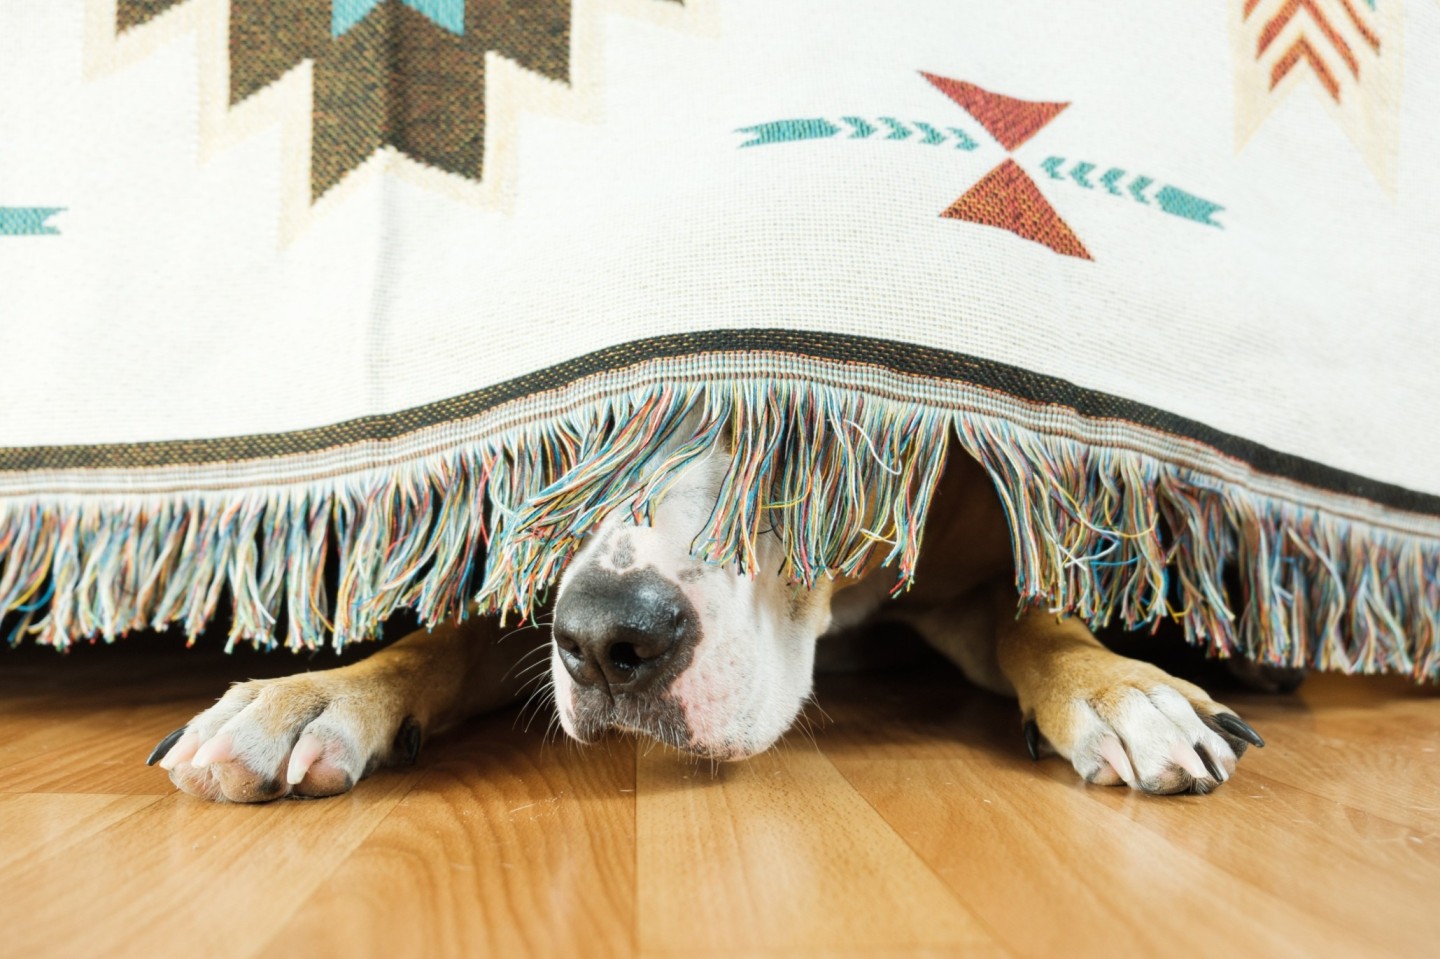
xmin=147 ymin=443 xmax=1267 ymax=802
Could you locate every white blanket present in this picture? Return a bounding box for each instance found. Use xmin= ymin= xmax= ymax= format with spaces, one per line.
xmin=1 ymin=1 xmax=1436 ymax=677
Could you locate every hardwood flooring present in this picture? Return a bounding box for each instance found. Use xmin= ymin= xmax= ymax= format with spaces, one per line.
xmin=0 ymin=636 xmax=1436 ymax=958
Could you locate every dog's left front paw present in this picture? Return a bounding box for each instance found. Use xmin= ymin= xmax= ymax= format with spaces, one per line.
xmin=1025 ymin=666 xmax=1265 ymax=796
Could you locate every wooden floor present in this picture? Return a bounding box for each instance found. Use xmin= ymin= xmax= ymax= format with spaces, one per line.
xmin=0 ymin=636 xmax=1437 ymax=959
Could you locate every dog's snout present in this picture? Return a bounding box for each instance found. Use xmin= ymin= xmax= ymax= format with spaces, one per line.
xmin=553 ymin=567 xmax=698 ymax=693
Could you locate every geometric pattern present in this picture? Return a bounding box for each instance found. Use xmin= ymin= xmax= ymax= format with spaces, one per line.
xmin=1039 ymin=157 xmax=1226 ymax=228
xmin=942 ymin=158 xmax=1092 ymax=259
xmin=1232 ymin=0 xmax=1402 ymax=193
xmin=333 ymin=1 xmax=465 ymax=36
xmin=116 ymin=0 xmax=570 ymax=201
xmin=0 ymin=208 xmax=65 ymax=236
xmin=919 ymin=73 xmax=1069 ymax=151
xmin=735 ymin=116 xmax=979 ymax=149
xmin=738 ymin=73 xmax=1229 ymax=260
xmin=920 ymin=74 xmax=1090 ymax=259
xmin=104 ymin=0 xmax=689 ymax=225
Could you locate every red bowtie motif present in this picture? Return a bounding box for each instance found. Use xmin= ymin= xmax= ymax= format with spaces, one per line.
xmin=920 ymin=74 xmax=1090 ymax=261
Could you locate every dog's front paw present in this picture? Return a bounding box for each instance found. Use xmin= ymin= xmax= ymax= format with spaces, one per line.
xmin=145 ymin=672 xmax=419 ymax=803
xmin=1025 ymin=664 xmax=1264 ymax=796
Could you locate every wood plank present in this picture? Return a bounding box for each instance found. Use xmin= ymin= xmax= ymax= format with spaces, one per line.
xmin=2 ymin=638 xmax=1437 ymax=958
xmin=0 ymin=768 xmax=422 ymax=959
xmin=828 ymin=755 xmax=1385 ymax=959
xmin=266 ymin=715 xmax=639 ymax=959
xmin=0 ymin=791 xmax=160 ymax=873
xmin=635 ymin=741 xmax=1002 ymax=956
xmin=1073 ymin=766 xmax=1440 ymax=952
xmin=0 ymin=702 xmax=209 ymax=794
xmin=1224 ymin=674 xmax=1440 ymax=829
xmin=813 ymin=670 xmax=1438 ymax=959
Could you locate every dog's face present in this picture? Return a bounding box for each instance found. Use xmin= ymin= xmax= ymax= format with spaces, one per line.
xmin=550 ymin=452 xmax=840 ymax=759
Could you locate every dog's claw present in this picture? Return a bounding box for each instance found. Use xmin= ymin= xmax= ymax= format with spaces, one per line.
xmin=1212 ymin=712 xmax=1265 ymax=748
xmin=145 ymin=726 xmax=188 ymax=766
xmin=1195 ymin=743 xmax=1225 ymax=783
xmin=286 ymin=732 xmax=325 ymax=786
xmin=190 ymin=731 xmax=235 ymax=768
xmin=1023 ymin=718 xmax=1041 ymax=761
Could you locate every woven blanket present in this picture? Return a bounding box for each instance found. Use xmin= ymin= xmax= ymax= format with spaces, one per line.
xmin=2 ymin=1 xmax=1437 ymax=679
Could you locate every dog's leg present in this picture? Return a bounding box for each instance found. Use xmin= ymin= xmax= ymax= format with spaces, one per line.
xmin=992 ymin=591 xmax=1264 ymax=795
xmin=146 ymin=617 xmax=540 ymax=802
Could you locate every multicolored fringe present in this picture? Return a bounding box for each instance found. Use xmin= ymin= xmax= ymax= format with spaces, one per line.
xmin=953 ymin=416 xmax=1438 ymax=679
xmin=1 ymin=377 xmax=1435 ymax=680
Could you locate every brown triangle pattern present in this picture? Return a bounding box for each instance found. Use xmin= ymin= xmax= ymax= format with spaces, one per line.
xmin=116 ymin=0 xmax=675 ymax=201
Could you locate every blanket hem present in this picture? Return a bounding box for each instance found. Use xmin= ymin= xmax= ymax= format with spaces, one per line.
xmin=1 ymin=351 xmax=1435 ymax=681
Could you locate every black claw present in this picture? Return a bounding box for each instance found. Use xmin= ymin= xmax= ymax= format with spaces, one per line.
xmin=393 ymin=716 xmax=423 ymax=766
xmin=1195 ymin=743 xmax=1225 ymax=783
xmin=1213 ymin=712 xmax=1265 ymax=748
xmin=145 ymin=726 xmax=187 ymax=766
xmin=1022 ymin=718 xmax=1041 ymax=761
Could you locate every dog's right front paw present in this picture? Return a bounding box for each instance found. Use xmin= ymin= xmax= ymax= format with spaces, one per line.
xmin=146 ymin=672 xmax=420 ymax=803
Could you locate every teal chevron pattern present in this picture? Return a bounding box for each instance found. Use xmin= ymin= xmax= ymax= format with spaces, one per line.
xmin=1038 ymin=157 xmax=1221 ymax=228
xmin=332 ymin=0 xmax=465 ymax=37
xmin=737 ymin=117 xmax=979 ymax=151
xmin=1128 ymin=175 xmax=1154 ymax=204
xmin=1154 ymin=186 xmax=1225 ymax=227
xmin=736 ymin=119 xmax=841 ymax=147
xmin=878 ymin=117 xmax=911 ymax=140
xmin=733 ymin=114 xmax=1225 ymax=232
xmin=0 ymin=208 xmax=63 ymax=236
xmin=913 ymin=122 xmax=946 ymax=145
xmin=947 ymin=127 xmax=978 ymax=150
xmin=735 ymin=76 xmax=1230 ymax=258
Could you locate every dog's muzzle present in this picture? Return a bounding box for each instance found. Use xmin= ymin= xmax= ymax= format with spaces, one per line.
xmin=553 ymin=567 xmax=700 ymax=739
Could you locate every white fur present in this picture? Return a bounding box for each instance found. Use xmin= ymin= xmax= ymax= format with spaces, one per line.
xmin=1061 ymin=687 xmax=1237 ymax=791
xmin=553 ymin=452 xmax=834 ymax=759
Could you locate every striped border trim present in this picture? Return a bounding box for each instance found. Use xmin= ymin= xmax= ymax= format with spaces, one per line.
xmin=2 ymin=330 xmax=1436 ymax=529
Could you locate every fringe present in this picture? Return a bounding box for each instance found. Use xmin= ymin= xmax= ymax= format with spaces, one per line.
xmin=1 ymin=379 xmax=1435 ymax=679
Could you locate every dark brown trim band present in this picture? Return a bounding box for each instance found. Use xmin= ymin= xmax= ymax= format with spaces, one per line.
xmin=2 ymin=329 xmax=1435 ymax=517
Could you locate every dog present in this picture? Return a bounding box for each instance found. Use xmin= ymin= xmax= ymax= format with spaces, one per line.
xmin=147 ymin=440 xmax=1266 ymax=802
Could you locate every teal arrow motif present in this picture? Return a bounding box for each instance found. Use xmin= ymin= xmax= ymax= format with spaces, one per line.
xmin=1099 ymin=168 xmax=1125 ymax=195
xmin=1155 ymin=185 xmax=1224 ymax=227
xmin=1040 ymin=156 xmax=1065 ymax=180
xmin=1068 ymin=161 xmax=1095 ymax=189
xmin=333 ymin=0 xmax=465 ymax=37
xmin=736 ymin=118 xmax=840 ymax=148
xmin=913 ymin=122 xmax=946 ymax=145
xmin=1128 ymin=175 xmax=1153 ymax=204
xmin=841 ymin=116 xmax=875 ymax=138
xmin=878 ymin=117 xmax=911 ymax=140
xmin=948 ymin=127 xmax=978 ymax=150
xmin=0 ymin=207 xmax=64 ymax=235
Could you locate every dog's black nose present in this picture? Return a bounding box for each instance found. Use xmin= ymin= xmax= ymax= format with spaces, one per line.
xmin=552 ymin=567 xmax=698 ymax=694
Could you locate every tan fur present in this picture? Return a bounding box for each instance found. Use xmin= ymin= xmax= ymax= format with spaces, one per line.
xmin=160 ymin=619 xmax=537 ymax=802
